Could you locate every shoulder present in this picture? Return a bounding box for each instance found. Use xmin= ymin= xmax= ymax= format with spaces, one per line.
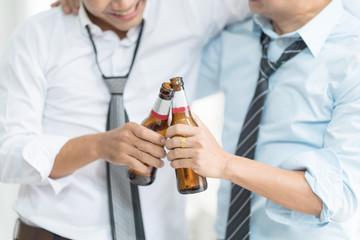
xmin=323 ymin=13 xmax=360 ymax=99
xmin=11 ymin=7 xmax=80 ymax=45
xmin=328 ymin=11 xmax=360 ymax=49
xmin=213 ymin=18 xmax=261 ymax=52
xmin=223 ymin=18 xmax=258 ymax=37
xmin=2 ymin=7 xmax=82 ymax=68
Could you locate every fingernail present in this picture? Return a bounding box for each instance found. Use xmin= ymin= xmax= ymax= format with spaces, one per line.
xmin=160 ymin=138 xmax=165 ymax=145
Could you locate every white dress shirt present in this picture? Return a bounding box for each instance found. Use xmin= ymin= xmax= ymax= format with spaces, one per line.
xmin=0 ymin=1 xmax=250 ymax=239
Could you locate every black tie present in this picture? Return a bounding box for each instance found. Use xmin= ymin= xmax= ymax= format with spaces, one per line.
xmin=225 ymin=32 xmax=307 ymax=240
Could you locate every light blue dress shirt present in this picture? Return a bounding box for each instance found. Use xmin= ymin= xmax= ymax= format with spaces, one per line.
xmin=197 ymin=0 xmax=360 ymax=239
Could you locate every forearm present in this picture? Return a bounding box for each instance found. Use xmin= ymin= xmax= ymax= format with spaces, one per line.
xmin=50 ymin=133 xmax=102 ymax=179
xmin=222 ymin=156 xmax=323 ymax=216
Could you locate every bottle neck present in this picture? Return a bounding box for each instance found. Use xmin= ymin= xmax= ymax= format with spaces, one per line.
xmin=151 ymin=96 xmax=172 ymax=120
xmin=172 ymin=88 xmax=190 ymax=113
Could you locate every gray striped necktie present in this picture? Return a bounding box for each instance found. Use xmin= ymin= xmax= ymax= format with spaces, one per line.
xmin=225 ymin=32 xmax=307 ymax=240
xmin=105 ymin=78 xmax=145 ymax=240
xmin=85 ymin=20 xmax=146 ymax=240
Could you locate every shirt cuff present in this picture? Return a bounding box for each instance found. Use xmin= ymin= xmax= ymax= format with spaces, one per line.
xmin=265 ymin=149 xmax=343 ymax=226
xmin=22 ymin=134 xmax=73 ymax=195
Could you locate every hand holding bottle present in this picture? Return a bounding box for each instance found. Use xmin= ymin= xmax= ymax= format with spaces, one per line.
xmin=165 ymin=113 xmax=231 ymax=179
xmin=98 ymin=122 xmax=166 ymax=176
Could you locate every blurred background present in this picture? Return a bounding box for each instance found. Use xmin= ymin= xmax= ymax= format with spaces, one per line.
xmin=0 ymin=1 xmax=225 ymax=239
xmin=2 ymin=1 xmax=360 ymax=240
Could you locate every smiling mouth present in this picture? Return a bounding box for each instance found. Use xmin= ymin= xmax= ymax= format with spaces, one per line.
xmin=112 ymin=0 xmax=140 ymax=16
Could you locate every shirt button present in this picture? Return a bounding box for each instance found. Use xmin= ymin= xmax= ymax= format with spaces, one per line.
xmin=278 ymin=39 xmax=285 ymax=46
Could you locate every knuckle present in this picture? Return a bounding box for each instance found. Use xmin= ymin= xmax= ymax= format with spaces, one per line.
xmin=194 ymin=149 xmax=201 ymax=158
xmin=137 ymin=150 xmax=147 ymax=161
xmin=173 ymin=149 xmax=180 ymax=159
xmin=173 ymin=124 xmax=182 ymax=133
xmin=165 ymin=141 xmax=171 ymax=150
xmin=138 ymin=127 xmax=147 ymax=136
xmin=117 ymin=141 xmax=127 ymax=151
xmin=128 ymin=161 xmax=137 ymax=170
xmin=168 ymin=138 xmax=176 ymax=149
xmin=167 ymin=151 xmax=173 ymax=160
xmin=194 ymin=139 xmax=204 ymax=148
xmin=193 ymin=159 xmax=202 ymax=170
xmin=120 ymin=130 xmax=131 ymax=141
xmin=161 ymin=149 xmax=166 ymax=158
xmin=127 ymin=122 xmax=136 ymax=127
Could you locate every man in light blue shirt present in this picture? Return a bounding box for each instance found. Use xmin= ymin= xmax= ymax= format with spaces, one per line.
xmin=165 ymin=0 xmax=360 ymax=239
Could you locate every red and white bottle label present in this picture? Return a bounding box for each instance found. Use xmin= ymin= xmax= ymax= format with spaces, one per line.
xmin=151 ymin=98 xmax=171 ymax=120
xmin=172 ymin=106 xmax=190 ymax=113
xmin=172 ymin=90 xmax=190 ymax=113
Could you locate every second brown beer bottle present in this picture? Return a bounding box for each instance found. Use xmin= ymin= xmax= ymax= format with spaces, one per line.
xmin=170 ymin=77 xmax=208 ymax=194
xmin=128 ymin=82 xmax=174 ymax=186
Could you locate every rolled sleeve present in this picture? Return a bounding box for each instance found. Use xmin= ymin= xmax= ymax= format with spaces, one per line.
xmin=265 ymin=149 xmax=357 ymax=226
xmin=23 ymin=134 xmax=74 ymax=194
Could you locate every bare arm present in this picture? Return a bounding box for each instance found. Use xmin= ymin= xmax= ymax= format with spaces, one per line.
xmin=165 ymin=114 xmax=322 ymax=216
xmin=223 ymin=156 xmax=322 ymax=215
xmin=50 ymin=122 xmax=166 ymax=179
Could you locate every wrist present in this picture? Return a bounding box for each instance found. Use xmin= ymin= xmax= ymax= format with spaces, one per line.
xmin=91 ymin=132 xmax=105 ymax=160
xmin=221 ymin=154 xmax=248 ymax=184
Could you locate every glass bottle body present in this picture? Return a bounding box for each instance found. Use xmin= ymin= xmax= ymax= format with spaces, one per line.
xmin=170 ymin=77 xmax=207 ymax=194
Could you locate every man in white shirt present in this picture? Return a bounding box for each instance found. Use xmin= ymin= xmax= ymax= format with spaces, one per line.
xmin=0 ymin=0 xmax=250 ymax=239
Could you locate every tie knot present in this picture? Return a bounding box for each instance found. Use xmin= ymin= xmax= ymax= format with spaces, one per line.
xmin=104 ymin=78 xmax=126 ymax=94
xmin=259 ymin=32 xmax=307 ymax=79
xmin=260 ymin=57 xmax=278 ymax=78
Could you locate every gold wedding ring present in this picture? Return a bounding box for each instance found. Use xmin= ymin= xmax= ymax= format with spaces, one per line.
xmin=180 ymin=137 xmax=186 ymax=148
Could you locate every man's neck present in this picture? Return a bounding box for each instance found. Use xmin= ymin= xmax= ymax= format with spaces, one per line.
xmin=272 ymin=1 xmax=331 ymax=35
xmin=85 ymin=8 xmax=127 ymax=39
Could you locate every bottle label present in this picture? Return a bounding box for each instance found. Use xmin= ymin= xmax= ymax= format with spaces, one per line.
xmin=172 ymin=106 xmax=190 ymax=113
xmin=172 ymin=90 xmax=191 ymax=113
xmin=151 ymin=98 xmax=171 ymax=120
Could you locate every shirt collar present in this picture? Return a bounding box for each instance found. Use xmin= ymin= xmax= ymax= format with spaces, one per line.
xmin=253 ymin=0 xmax=344 ymax=58
xmin=78 ymin=3 xmax=143 ymax=45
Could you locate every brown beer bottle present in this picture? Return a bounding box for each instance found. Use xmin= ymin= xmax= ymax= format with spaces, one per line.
xmin=170 ymin=77 xmax=207 ymax=194
xmin=128 ymin=82 xmax=174 ymax=186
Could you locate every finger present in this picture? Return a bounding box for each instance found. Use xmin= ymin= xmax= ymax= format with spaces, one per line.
xmin=50 ymin=1 xmax=60 ymax=7
xmin=65 ymin=0 xmax=75 ymax=10
xmin=165 ymin=136 xmax=193 ymax=150
xmin=169 ymin=158 xmax=193 ymax=169
xmin=75 ymin=0 xmax=80 ymax=8
xmin=66 ymin=0 xmax=79 ymax=15
xmin=74 ymin=0 xmax=80 ymax=14
xmin=126 ymin=155 xmax=152 ymax=175
xmin=167 ymin=148 xmax=193 ymax=161
xmin=130 ymin=123 xmax=166 ymax=146
xmin=128 ymin=145 xmax=165 ymax=168
xmin=61 ymin=0 xmax=71 ymax=14
xmin=165 ymin=124 xmax=198 ymax=138
xmin=134 ymin=138 xmax=166 ymax=159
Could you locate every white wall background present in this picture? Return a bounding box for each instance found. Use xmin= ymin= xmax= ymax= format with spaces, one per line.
xmin=0 ymin=1 xmax=224 ymax=239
